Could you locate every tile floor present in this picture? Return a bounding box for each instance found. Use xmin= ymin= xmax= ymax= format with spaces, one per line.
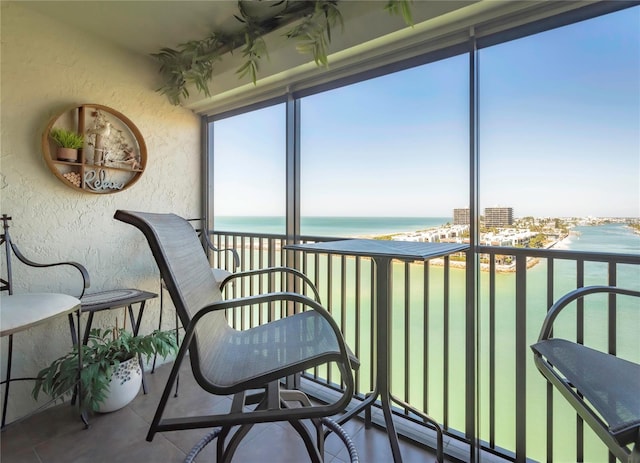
xmin=1 ymin=360 xmax=445 ymax=463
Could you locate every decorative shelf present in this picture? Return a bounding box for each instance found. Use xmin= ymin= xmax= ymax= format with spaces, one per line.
xmin=42 ymin=104 xmax=147 ymax=194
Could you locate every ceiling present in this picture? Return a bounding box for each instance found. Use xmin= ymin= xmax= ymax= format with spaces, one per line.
xmin=14 ymin=0 xmax=483 ymax=110
xmin=17 ymin=1 xmax=249 ymax=57
xmin=13 ymin=1 xmax=603 ymax=112
xmin=16 ymin=1 xmax=477 ymax=58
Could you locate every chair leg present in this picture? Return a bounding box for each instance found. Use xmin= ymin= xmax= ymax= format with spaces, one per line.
xmin=280 ymin=388 xmax=325 ymax=461
xmin=178 ymin=383 xmax=354 ymax=463
xmin=1 ymin=334 xmax=14 ymax=428
xmin=279 ymin=388 xmax=324 ymax=456
xmin=216 ymin=426 xmax=231 ymax=462
xmin=220 ymin=423 xmax=256 ymax=463
xmin=146 ymin=327 xmax=190 ymax=442
xmin=216 ymin=419 xmax=261 ymax=462
xmin=202 ymin=406 xmax=328 ymax=462
xmin=289 ymin=419 xmax=323 ymax=463
xmin=217 ymin=390 xmax=261 ymax=462
xmin=310 ymin=416 xmax=324 ymax=459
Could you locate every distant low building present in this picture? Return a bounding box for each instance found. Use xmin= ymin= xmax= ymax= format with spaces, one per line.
xmin=484 ymin=207 xmax=513 ymax=227
xmin=393 ymin=225 xmax=468 ymax=243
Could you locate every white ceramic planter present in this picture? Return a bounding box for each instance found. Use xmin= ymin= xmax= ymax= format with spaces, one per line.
xmin=97 ymin=357 xmax=142 ymax=413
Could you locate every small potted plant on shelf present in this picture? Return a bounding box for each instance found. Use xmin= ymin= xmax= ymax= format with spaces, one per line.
xmin=49 ymin=127 xmax=85 ymax=162
xmin=33 ymin=325 xmax=178 ymax=413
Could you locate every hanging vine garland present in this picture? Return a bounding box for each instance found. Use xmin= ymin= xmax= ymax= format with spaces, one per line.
xmin=152 ymin=0 xmax=413 ymax=105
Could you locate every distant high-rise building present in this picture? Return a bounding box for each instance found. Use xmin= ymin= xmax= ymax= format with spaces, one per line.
xmin=484 ymin=207 xmax=514 ymax=227
xmin=453 ymin=208 xmax=470 ymax=225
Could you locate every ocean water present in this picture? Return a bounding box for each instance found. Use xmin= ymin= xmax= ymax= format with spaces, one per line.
xmin=555 ymin=222 xmax=640 ymax=254
xmin=216 ymin=217 xmax=639 ymax=462
xmin=214 ymin=216 xmax=451 ymax=237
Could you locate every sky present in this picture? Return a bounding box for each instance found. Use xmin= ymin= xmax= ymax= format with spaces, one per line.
xmin=214 ymin=6 xmax=639 ymax=219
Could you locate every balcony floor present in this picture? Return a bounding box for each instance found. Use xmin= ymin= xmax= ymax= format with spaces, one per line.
xmin=1 ymin=358 xmax=444 ymax=463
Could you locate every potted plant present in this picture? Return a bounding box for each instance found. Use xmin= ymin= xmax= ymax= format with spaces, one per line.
xmin=49 ymin=127 xmax=85 ymax=162
xmin=33 ymin=326 xmax=178 ymax=413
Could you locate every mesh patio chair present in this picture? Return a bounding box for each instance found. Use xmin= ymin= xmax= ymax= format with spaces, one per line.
xmin=531 ymin=286 xmax=640 ymax=463
xmin=151 ymin=218 xmax=240 ymax=383
xmin=114 ymin=210 xmax=360 ymax=463
xmin=1 ymin=213 xmax=90 ymax=428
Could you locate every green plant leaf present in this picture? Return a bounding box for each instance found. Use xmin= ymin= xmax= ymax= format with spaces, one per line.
xmin=49 ymin=128 xmax=84 ymax=149
xmin=384 ymin=0 xmax=414 ymax=26
xmin=32 ymin=327 xmax=178 ymax=413
xmin=151 ymin=1 xmax=412 ymax=104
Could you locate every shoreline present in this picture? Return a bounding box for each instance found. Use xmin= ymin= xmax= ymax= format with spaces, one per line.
xmin=226 ymin=223 xmax=637 ymax=273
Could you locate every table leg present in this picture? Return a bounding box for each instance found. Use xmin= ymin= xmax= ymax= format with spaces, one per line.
xmin=1 ymin=334 xmax=14 ymax=428
xmin=128 ymin=302 xmax=148 ymax=394
xmin=390 ymin=394 xmax=444 ymax=463
xmin=332 ymin=256 xmax=403 ymax=462
xmin=374 ymin=259 xmax=443 ymax=463
xmin=77 ymin=307 xmax=88 ymax=428
xmin=374 ymin=256 xmax=403 ymax=463
xmin=334 ymin=387 xmax=378 ymax=426
xmin=82 ymin=312 xmax=94 ymax=345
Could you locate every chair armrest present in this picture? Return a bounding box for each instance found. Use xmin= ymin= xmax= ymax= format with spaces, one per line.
xmin=536 ymin=285 xmax=640 ymax=342
xmin=196 ymin=222 xmax=240 ymax=270
xmin=186 ymin=218 xmax=240 ymax=270
xmin=9 ymin=242 xmax=90 ymax=298
xmin=532 ymin=286 xmax=640 ymax=459
xmin=187 ymin=291 xmax=356 ymax=370
xmin=210 ymin=247 xmax=240 ymax=270
xmin=219 ymin=267 xmax=322 ymax=303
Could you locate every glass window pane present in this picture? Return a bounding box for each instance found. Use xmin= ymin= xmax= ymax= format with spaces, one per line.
xmin=479 ymin=7 xmax=640 ymax=221
xmin=212 ymin=104 xmax=286 ymax=233
xmin=300 ymin=55 xmax=469 ymax=238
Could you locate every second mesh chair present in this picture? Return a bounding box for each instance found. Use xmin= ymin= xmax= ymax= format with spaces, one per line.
xmin=114 ymin=210 xmax=359 ymax=462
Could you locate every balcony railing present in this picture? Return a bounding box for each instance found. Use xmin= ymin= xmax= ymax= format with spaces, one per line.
xmin=210 ymin=230 xmax=640 ymax=463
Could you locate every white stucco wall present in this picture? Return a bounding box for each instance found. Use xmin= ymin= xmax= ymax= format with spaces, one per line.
xmin=0 ymin=3 xmax=201 ymax=422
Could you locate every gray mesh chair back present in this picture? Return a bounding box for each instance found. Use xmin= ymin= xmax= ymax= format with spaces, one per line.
xmin=120 ymin=211 xmax=228 ymax=389
xmin=114 ymin=210 xmax=358 ymax=462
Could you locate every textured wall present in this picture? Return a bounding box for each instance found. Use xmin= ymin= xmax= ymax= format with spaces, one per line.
xmin=0 ymin=3 xmax=200 ymax=421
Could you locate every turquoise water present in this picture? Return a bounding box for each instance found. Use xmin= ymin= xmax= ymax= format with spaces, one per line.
xmin=215 ymin=216 xmax=451 ymax=237
xmin=500 ymin=225 xmax=639 ymax=462
xmin=555 ymin=223 xmax=640 ymax=254
xmin=218 ymin=218 xmax=639 ymax=462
